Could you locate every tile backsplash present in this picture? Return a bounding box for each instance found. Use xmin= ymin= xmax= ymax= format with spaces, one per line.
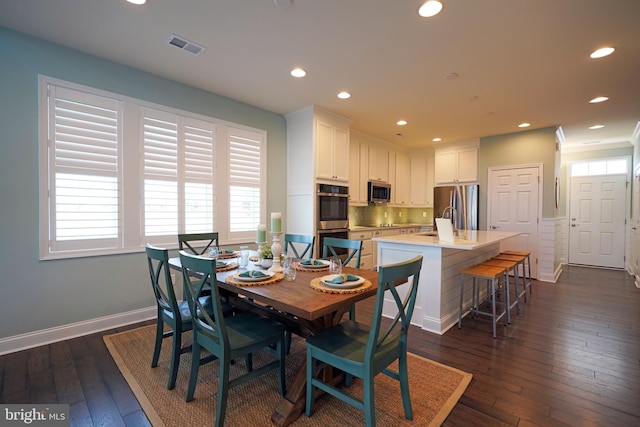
xmin=350 ymin=205 xmax=433 ymax=227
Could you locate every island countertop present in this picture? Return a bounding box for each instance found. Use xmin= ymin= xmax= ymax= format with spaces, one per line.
xmin=372 ymin=230 xmax=520 ymax=250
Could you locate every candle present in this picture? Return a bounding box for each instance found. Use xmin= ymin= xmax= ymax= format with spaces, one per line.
xmin=271 ymin=212 xmax=282 ymax=233
xmin=257 ymin=224 xmax=266 ymax=242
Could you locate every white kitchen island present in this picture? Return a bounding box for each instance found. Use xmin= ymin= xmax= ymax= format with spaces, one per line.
xmin=373 ymin=230 xmax=520 ymax=335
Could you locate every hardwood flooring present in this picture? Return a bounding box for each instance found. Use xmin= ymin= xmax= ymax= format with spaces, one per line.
xmin=1 ymin=265 xmax=639 ymax=426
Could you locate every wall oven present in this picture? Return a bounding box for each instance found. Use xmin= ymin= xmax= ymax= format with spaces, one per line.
xmin=316 ymin=183 xmax=349 ymax=258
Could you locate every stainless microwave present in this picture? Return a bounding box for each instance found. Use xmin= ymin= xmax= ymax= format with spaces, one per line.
xmin=368 ymin=181 xmax=391 ymax=204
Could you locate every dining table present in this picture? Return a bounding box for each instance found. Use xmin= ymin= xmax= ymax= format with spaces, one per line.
xmin=168 ymin=253 xmax=379 ymax=427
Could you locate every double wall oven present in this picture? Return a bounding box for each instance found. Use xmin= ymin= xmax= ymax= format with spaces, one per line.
xmin=316 ymin=183 xmax=349 ymax=259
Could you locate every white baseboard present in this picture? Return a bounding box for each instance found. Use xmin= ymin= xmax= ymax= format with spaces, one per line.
xmin=0 ymin=306 xmax=156 ymax=356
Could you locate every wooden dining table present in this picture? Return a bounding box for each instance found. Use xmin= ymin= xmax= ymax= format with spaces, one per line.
xmin=168 ymin=255 xmax=379 ymax=427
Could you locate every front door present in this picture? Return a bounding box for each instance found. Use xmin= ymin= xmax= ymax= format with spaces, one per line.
xmin=488 ymin=166 xmax=540 ymax=278
xmin=568 ymin=174 xmax=626 ymax=268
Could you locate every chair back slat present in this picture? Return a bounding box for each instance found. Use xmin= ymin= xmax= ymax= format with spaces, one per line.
xmin=178 ymin=250 xmax=227 ymax=348
xmin=321 ymin=237 xmax=362 ymax=268
xmin=366 ymin=256 xmax=423 ymax=360
xmin=284 ymin=234 xmax=315 ymax=259
xmin=146 ymin=244 xmax=179 ymax=315
xmin=178 ymin=232 xmax=219 ymax=255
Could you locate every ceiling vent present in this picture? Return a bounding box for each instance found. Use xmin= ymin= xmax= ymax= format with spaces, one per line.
xmin=167 ymin=34 xmax=205 ymax=55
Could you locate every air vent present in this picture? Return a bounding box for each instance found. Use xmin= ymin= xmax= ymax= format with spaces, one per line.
xmin=167 ymin=34 xmax=205 ymax=55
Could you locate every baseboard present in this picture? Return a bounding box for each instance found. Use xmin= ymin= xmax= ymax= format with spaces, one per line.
xmin=538 ymin=263 xmax=562 ymax=283
xmin=0 ymin=306 xmax=156 ymax=356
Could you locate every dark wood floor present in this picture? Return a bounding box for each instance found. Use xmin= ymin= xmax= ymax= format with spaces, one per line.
xmin=1 ymin=265 xmax=639 ymax=426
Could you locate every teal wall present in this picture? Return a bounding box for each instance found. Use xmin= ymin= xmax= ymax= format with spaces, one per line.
xmin=0 ymin=27 xmax=287 ymax=340
xmin=479 ymin=127 xmax=558 ymax=228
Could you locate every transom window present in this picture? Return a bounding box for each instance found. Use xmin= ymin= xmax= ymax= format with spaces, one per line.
xmin=570 ymin=158 xmax=628 ymax=177
xmin=39 ymin=76 xmax=266 ymax=259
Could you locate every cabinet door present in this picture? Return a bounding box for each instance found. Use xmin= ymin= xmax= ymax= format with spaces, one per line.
xmin=410 ymin=156 xmax=427 ymax=205
xmin=368 ymin=145 xmax=389 ymax=182
xmin=425 ymin=154 xmax=434 ymax=207
xmin=456 ymin=147 xmax=478 ymax=182
xmin=395 ymin=152 xmax=410 ymax=205
xmin=348 ymin=139 xmax=362 ymax=203
xmin=333 ymin=127 xmax=349 ymax=181
xmin=434 ymin=150 xmax=457 ymax=184
xmin=315 ymin=121 xmax=334 ymax=180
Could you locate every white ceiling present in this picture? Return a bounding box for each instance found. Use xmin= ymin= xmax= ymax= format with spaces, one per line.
xmin=2 ymin=0 xmax=639 ymax=150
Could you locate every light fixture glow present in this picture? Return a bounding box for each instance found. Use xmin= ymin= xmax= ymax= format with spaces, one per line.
xmin=126 ymin=0 xmax=147 ymax=4
xmin=518 ymin=123 xmax=531 ymax=128
xmin=589 ymin=96 xmax=609 ymax=103
xmin=397 ymin=120 xmax=407 ymax=126
xmin=419 ymin=1 xmax=443 ymax=17
xmin=290 ymin=68 xmax=306 ymax=78
xmin=337 ymin=91 xmax=351 ymax=99
xmin=589 ymin=124 xmax=605 ymax=130
xmin=590 ymin=47 xmax=615 ymax=58
xmin=432 ymin=137 xmax=442 ymax=142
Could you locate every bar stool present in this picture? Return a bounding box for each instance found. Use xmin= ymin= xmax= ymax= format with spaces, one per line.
xmin=480 ymin=258 xmax=520 ymax=323
xmin=458 ymin=264 xmax=508 ymax=338
xmin=500 ymin=250 xmax=532 ymax=295
xmin=494 ymin=253 xmax=528 ymax=303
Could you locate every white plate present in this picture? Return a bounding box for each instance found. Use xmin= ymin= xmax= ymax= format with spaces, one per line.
xmin=233 ymin=270 xmax=275 ymax=282
xmin=320 ymin=274 xmax=365 ymax=289
xmin=298 ymin=259 xmax=330 ymax=268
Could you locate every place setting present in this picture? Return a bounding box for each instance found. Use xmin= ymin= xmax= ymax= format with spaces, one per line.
xmin=309 ymin=258 xmax=371 ymax=294
xmin=295 ymin=258 xmax=330 ymax=272
xmin=225 ymin=269 xmax=283 ymax=286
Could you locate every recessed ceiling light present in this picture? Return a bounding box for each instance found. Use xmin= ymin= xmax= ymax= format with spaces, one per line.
xmin=590 ymin=47 xmax=615 ymax=58
xmin=445 ymin=72 xmax=459 ymax=80
xmin=432 ymin=137 xmax=442 ymax=142
xmin=518 ymin=123 xmax=531 ymax=128
xmin=126 ymin=0 xmax=147 ymax=4
xmin=589 ymin=96 xmax=609 ymax=103
xmin=290 ymin=68 xmax=306 ymax=78
xmin=589 ymin=124 xmax=605 ymax=130
xmin=397 ymin=120 xmax=407 ymax=126
xmin=418 ymin=1 xmax=443 ymax=17
xmin=337 ymin=91 xmax=351 ymax=99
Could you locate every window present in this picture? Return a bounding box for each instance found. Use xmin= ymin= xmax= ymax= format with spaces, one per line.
xmin=39 ymin=77 xmax=266 ymax=259
xmin=570 ymin=158 xmax=628 ymax=177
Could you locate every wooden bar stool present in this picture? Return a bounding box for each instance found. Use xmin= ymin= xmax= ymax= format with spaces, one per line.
xmin=500 ymin=250 xmax=532 ymax=295
xmin=480 ymin=258 xmax=519 ymax=323
xmin=494 ymin=253 xmax=528 ymax=303
xmin=458 ymin=264 xmax=508 ymax=338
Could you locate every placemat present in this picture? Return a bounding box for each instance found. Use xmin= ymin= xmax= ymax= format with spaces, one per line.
xmin=224 ymin=272 xmax=284 ymax=287
xmin=217 ymin=251 xmax=239 ymax=260
xmin=216 ymin=262 xmax=238 ymax=272
xmin=310 ymin=277 xmax=372 ymax=294
xmin=295 ymin=264 xmax=329 ymax=272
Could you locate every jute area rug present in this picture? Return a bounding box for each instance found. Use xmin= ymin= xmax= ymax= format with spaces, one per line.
xmin=104 ymin=325 xmax=472 ymax=427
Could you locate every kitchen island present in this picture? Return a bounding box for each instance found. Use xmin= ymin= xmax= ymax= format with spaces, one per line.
xmin=373 ymin=230 xmax=520 ymax=335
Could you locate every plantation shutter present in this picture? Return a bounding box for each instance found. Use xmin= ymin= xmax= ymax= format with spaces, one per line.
xmin=183 ymin=118 xmax=215 ymax=233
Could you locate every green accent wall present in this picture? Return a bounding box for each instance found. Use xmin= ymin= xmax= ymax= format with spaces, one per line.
xmin=0 ymin=27 xmax=287 ymax=340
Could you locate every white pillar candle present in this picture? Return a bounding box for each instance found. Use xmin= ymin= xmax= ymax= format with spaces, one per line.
xmin=271 ymin=212 xmax=282 ymax=233
xmin=257 ymin=224 xmax=266 ymax=242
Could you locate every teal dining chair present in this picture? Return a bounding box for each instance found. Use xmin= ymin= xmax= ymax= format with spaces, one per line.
xmin=305 ymin=255 xmax=423 ymax=427
xmin=179 ymin=251 xmax=287 ymax=427
xmin=145 ymin=244 xmax=216 ymax=390
xmin=178 ymin=232 xmax=219 ymax=255
xmin=284 ymin=233 xmax=315 ymax=260
xmin=322 ymin=237 xmax=363 ymax=320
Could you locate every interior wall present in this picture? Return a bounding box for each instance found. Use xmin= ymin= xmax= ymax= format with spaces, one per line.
xmin=0 ymin=27 xmax=287 ymax=341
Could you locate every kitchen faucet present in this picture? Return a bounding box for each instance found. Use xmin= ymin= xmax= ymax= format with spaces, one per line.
xmin=441 ymin=206 xmax=458 ymax=234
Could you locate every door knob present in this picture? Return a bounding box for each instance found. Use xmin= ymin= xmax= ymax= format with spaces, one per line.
xmin=491 ymin=225 xmax=497 ymax=230
xmin=571 ymin=224 xmax=576 ymax=227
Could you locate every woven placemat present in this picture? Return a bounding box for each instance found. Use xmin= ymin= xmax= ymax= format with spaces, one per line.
xmin=216 ymin=251 xmax=238 ymax=260
xmin=295 ymin=264 xmax=329 ymax=272
xmin=249 ymin=255 xmax=260 ymax=263
xmin=216 ymin=262 xmax=238 ymax=272
xmin=310 ymin=277 xmax=372 ymax=294
xmin=225 ymin=273 xmax=284 ymax=287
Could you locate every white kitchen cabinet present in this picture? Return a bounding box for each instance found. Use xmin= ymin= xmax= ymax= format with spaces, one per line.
xmin=425 ymin=154 xmax=434 ymax=207
xmin=410 ymin=156 xmax=427 ymax=206
xmin=349 ymin=230 xmax=373 ymax=270
xmin=348 ymin=138 xmax=367 ymax=205
xmin=316 ymin=119 xmax=349 ymax=182
xmin=394 ymin=152 xmax=410 ymax=206
xmin=367 ymin=144 xmax=389 ymax=182
xmin=434 ymin=144 xmax=478 ymax=184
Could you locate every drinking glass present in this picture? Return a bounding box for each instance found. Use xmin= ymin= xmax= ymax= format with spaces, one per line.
xmin=284 ymin=261 xmax=297 ymax=281
xmin=239 ymin=245 xmax=249 ymax=268
xmin=329 ymin=257 xmax=342 ymax=275
xmin=208 ymin=247 xmax=219 ymax=260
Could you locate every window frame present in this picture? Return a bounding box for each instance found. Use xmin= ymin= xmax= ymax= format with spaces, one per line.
xmin=39 ymin=76 xmax=267 ymax=260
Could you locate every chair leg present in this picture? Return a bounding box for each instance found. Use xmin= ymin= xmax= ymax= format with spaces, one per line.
xmin=215 ymin=358 xmax=231 ymax=427
xmin=398 ymin=352 xmax=413 ymax=420
xmin=305 ymin=351 xmax=315 ymax=417
xmin=168 ymin=326 xmax=181 ymax=390
xmin=277 ymin=337 xmax=286 ymax=396
xmin=349 ymin=304 xmax=356 ymax=321
xmin=285 ymin=330 xmax=292 ymax=355
xmin=186 ymin=341 xmax=201 ymax=402
xmin=151 ymin=318 xmax=163 ymax=368
xmin=363 ymin=374 xmax=376 ymax=427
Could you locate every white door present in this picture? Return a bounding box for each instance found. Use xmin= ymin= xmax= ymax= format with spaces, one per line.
xmin=488 ymin=166 xmax=540 ymax=278
xmin=568 ymin=175 xmax=626 ymax=268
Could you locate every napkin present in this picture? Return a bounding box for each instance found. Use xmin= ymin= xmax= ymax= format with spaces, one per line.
xmin=328 ymin=274 xmax=360 ymax=284
xmin=215 ymin=261 xmax=227 ymax=267
xmin=222 ymin=249 xmax=235 ymax=254
xmin=239 ymin=270 xmax=268 ymax=278
xmin=301 ymin=259 xmax=325 ymax=266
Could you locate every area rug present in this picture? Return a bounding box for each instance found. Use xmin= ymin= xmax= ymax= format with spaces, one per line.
xmin=104 ymin=325 xmax=471 ymax=427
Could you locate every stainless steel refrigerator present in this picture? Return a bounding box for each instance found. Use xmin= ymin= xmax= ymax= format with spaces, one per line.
xmin=433 ymin=184 xmax=479 ymax=231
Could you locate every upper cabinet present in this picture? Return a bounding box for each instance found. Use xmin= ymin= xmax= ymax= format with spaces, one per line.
xmin=348 ymin=137 xmax=368 ymax=205
xmin=434 ymin=140 xmax=479 ymax=184
xmin=315 ymin=119 xmax=350 ymax=182
xmin=394 ymin=151 xmax=410 ymax=206
xmin=367 ymin=144 xmax=389 ymax=182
